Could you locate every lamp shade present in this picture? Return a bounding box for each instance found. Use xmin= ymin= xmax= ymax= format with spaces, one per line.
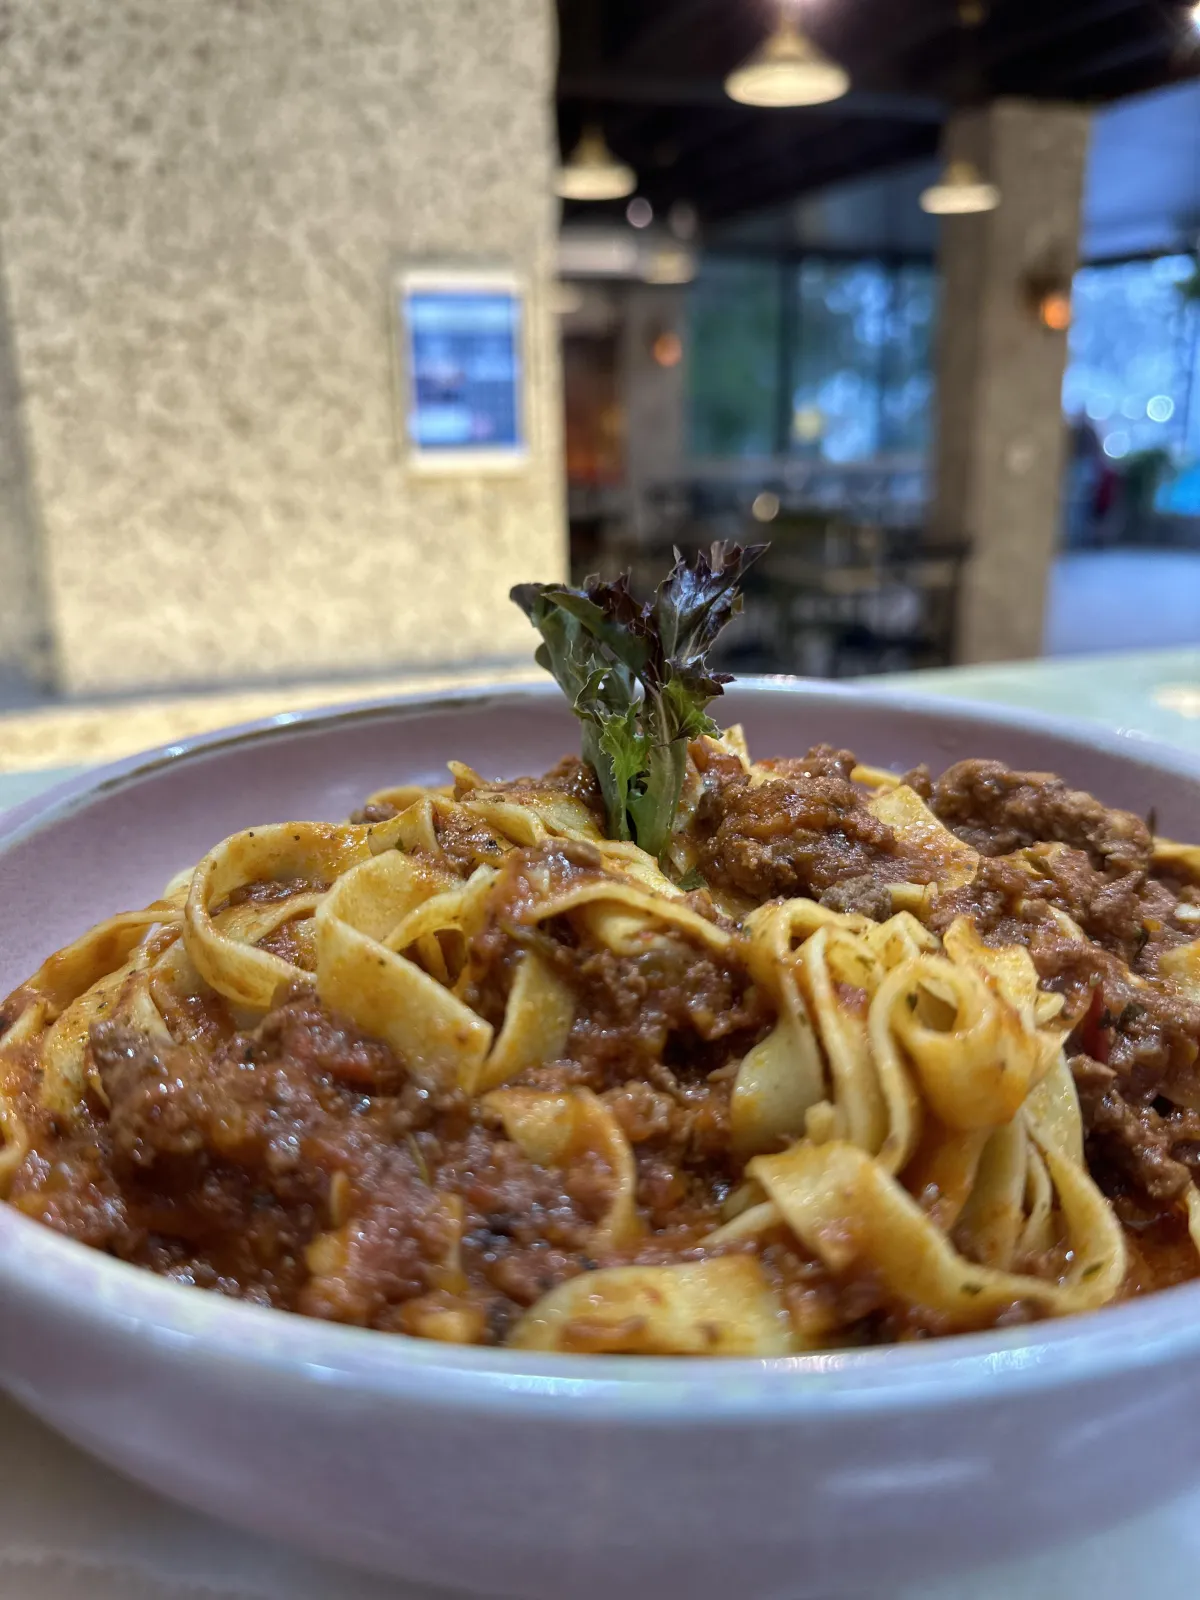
xmin=725 ymin=17 xmax=849 ymax=109
xmin=920 ymin=158 xmax=1001 ymax=216
xmin=556 ymin=127 xmax=636 ymax=203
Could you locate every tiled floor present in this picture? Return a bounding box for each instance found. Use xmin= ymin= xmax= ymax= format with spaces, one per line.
xmin=0 ymin=663 xmax=542 ymax=774
xmin=1045 ymin=550 xmax=1200 ymax=656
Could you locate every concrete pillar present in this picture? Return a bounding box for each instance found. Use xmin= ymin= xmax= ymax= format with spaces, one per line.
xmin=932 ymin=99 xmax=1091 ymax=665
xmin=0 ymin=0 xmax=564 ymax=695
xmin=0 ymin=240 xmax=51 ymax=692
xmin=619 ymin=284 xmax=688 ymax=542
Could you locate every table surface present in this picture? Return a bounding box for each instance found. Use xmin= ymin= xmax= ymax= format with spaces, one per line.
xmin=4 ymin=647 xmax=1200 ymax=1599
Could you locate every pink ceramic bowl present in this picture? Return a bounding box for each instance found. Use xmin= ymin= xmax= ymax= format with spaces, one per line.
xmin=2 ymin=680 xmax=1200 ymax=1600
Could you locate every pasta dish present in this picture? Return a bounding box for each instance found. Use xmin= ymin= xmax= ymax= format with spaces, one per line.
xmin=2 ymin=547 xmax=1199 ymax=1356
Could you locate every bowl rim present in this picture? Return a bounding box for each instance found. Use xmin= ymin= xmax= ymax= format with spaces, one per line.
xmin=3 ymin=672 xmax=1198 ymax=847
xmin=4 ymin=673 xmax=1200 ymax=1420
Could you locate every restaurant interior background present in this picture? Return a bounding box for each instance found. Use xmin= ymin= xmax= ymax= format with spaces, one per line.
xmin=0 ymin=0 xmax=1199 ymax=765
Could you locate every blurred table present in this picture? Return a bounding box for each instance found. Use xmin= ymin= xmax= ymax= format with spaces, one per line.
xmin=868 ymin=644 xmax=1200 ymax=751
xmin=3 ymin=646 xmax=1200 ymax=1599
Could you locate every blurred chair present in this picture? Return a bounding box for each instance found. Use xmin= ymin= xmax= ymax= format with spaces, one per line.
xmin=568 ymin=468 xmax=965 ymax=679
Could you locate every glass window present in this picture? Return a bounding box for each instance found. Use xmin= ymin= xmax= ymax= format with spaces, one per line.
xmin=1062 ymin=255 xmax=1196 ymax=461
xmin=687 ymin=258 xmax=781 ymax=458
xmin=791 ymin=260 xmax=891 ymax=463
xmin=880 ymin=264 xmax=937 ymax=456
xmin=685 ymin=254 xmax=938 ymax=465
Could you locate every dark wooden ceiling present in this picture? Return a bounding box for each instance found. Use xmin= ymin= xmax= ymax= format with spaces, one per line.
xmin=557 ymin=0 xmax=1200 ymax=222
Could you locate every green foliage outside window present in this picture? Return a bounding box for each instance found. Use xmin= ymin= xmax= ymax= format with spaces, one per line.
xmin=687 ymin=259 xmax=782 ymax=458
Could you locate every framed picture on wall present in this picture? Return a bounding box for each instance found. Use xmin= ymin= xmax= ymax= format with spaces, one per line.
xmin=393 ymin=265 xmax=529 ymax=473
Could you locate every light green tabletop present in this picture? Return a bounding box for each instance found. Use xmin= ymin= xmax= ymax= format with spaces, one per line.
xmin=0 ymin=765 xmax=81 ymax=814
xmin=867 ymin=647 xmax=1200 ymax=751
xmin=1 ymin=648 xmax=1198 ymax=819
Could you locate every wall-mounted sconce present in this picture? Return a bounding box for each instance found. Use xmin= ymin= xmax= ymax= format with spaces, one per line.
xmin=651 ymin=330 xmax=683 ymax=368
xmin=1037 ymin=291 xmax=1072 ymax=332
xmin=1022 ymin=269 xmax=1074 ymax=333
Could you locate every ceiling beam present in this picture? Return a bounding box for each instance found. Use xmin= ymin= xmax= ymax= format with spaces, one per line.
xmin=620 ymin=108 xmax=751 ymax=177
xmin=836 ymin=5 xmax=966 ymax=83
xmin=983 ymin=0 xmax=1145 ymax=70
xmin=617 ymin=0 xmax=733 ymax=69
xmin=1050 ymin=26 xmax=1175 ymax=90
xmin=672 ymin=114 xmax=880 ymax=207
xmin=674 ymin=116 xmax=848 ymax=188
xmin=699 ymin=129 xmax=940 ymax=221
xmin=558 ymin=71 xmax=944 ymax=123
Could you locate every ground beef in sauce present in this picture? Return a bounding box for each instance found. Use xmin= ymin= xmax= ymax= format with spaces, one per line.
xmin=913 ymin=761 xmax=1200 ymax=1230
xmin=692 ymin=742 xmax=904 ymax=904
xmin=348 ymin=801 xmax=399 ymax=825
xmin=8 ymin=990 xmax=616 ymax=1333
xmin=529 ymin=755 xmax=606 ymax=819
xmin=219 ymin=876 xmax=326 ymax=910
xmin=1071 ymin=1053 xmax=1199 ymax=1203
xmin=9 ymin=897 xmax=768 ymax=1338
xmin=8 ymin=747 xmax=1200 ymax=1343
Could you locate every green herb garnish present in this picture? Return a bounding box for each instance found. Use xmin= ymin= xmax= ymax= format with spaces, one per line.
xmin=511 ymin=542 xmax=766 ymax=859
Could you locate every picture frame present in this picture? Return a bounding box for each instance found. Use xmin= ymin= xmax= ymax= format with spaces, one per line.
xmin=392 ymin=264 xmax=530 ymax=474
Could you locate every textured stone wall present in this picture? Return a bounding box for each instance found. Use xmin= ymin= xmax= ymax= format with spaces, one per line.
xmin=933 ymin=100 xmax=1091 ymax=665
xmin=0 ymin=236 xmax=50 ymax=685
xmin=0 ymin=0 xmax=564 ymax=694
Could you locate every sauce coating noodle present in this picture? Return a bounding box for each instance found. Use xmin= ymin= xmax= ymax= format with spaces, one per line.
xmin=1 ymin=735 xmax=1198 ymax=1353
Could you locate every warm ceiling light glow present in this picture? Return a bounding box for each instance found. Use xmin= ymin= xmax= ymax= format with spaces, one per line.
xmin=724 ymin=15 xmax=849 ymax=108
xmin=643 ymin=247 xmax=696 ymax=286
xmin=555 ymin=126 xmax=636 ymax=203
xmin=1192 ymin=1 xmax=1200 ymax=28
xmin=920 ymin=158 xmax=1001 ymax=215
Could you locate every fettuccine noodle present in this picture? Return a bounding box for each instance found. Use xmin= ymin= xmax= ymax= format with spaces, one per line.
xmin=2 ymin=728 xmax=1196 ymax=1356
